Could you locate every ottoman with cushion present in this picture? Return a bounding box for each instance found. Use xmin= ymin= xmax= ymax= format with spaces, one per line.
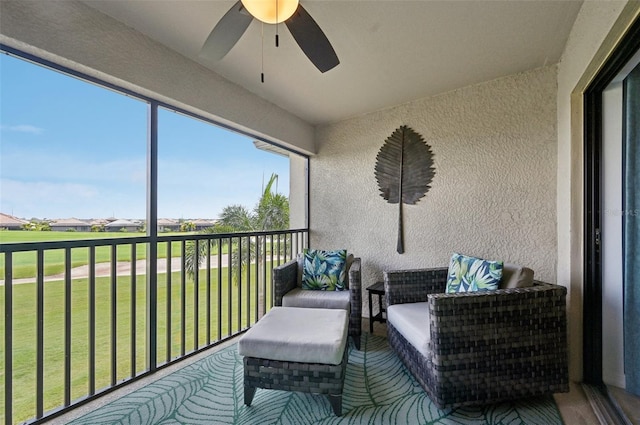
xmin=273 ymin=249 xmax=362 ymax=350
xmin=238 ymin=306 xmax=349 ymax=416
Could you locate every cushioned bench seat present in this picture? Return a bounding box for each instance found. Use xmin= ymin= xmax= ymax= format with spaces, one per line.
xmin=282 ymin=288 xmax=351 ymax=311
xmin=238 ymin=306 xmax=349 ymax=416
xmin=387 ymin=302 xmax=430 ymax=357
xmin=239 ymin=306 xmax=348 ymax=364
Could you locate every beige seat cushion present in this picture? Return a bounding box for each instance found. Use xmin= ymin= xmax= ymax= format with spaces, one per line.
xmin=500 ymin=263 xmax=534 ymax=289
xmin=238 ymin=307 xmax=348 ymax=365
xmin=282 ymin=287 xmax=351 ymax=311
xmin=387 ymin=302 xmax=430 ymax=357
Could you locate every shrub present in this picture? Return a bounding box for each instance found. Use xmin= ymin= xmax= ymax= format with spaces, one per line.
xmin=91 ymin=224 xmax=105 ymax=232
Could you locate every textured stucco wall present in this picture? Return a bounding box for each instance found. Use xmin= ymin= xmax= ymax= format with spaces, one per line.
xmin=0 ymin=0 xmax=315 ymax=154
xmin=289 ymin=154 xmax=308 ymax=229
xmin=556 ymin=0 xmax=637 ymax=381
xmin=312 ymin=66 xmax=558 ymax=314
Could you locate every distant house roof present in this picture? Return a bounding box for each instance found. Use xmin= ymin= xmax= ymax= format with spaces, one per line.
xmin=50 ymin=218 xmax=90 ymax=227
xmin=0 ymin=213 xmax=28 ymax=226
xmin=90 ymin=219 xmax=109 ymax=225
xmin=158 ymin=218 xmax=178 ymax=225
xmin=192 ymin=219 xmax=216 ymax=226
xmin=105 ymin=219 xmax=138 ymax=228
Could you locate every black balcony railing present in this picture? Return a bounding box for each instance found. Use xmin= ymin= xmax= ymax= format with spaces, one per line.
xmin=0 ymin=229 xmax=308 ymax=424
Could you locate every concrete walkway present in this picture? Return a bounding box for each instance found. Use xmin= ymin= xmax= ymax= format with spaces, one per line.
xmin=1 ymin=254 xmax=231 ymax=285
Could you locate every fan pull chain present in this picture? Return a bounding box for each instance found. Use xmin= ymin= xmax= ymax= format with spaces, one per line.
xmin=275 ymin=0 xmax=279 ymax=47
xmin=261 ymin=22 xmax=265 ymax=83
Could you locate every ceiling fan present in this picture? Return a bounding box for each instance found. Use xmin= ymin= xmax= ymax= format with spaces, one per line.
xmin=200 ymin=0 xmax=339 ymax=73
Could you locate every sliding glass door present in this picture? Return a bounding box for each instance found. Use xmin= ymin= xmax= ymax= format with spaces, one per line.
xmin=623 ymin=62 xmax=640 ymax=396
xmin=583 ymin=17 xmax=640 ymax=396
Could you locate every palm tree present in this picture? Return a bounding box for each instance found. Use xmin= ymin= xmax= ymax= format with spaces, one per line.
xmin=185 ymin=173 xmax=289 ymax=316
xmin=256 ymin=175 xmax=289 ymax=239
xmin=218 ymin=204 xmax=255 ymax=231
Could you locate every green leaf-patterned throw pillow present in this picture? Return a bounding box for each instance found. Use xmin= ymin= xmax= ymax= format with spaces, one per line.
xmin=445 ymin=253 xmax=503 ymax=293
xmin=302 ymin=249 xmax=347 ymax=291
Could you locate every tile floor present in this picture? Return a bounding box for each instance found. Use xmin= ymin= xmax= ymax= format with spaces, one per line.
xmin=608 ymin=385 xmax=640 ymax=425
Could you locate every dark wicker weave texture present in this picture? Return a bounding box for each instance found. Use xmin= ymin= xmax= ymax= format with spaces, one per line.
xmin=243 ymin=346 xmax=348 ymax=415
xmin=273 ymin=257 xmax=362 ymax=350
xmin=384 ymin=267 xmax=569 ymax=408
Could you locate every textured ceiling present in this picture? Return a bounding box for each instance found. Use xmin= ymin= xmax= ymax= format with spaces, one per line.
xmin=82 ymin=1 xmax=583 ymax=125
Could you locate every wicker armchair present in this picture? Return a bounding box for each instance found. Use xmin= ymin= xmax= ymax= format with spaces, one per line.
xmin=384 ymin=267 xmax=569 ymax=408
xmin=273 ymin=256 xmax=362 ymax=350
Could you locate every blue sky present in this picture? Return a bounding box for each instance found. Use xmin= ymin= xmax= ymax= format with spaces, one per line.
xmin=0 ymin=53 xmax=291 ymax=220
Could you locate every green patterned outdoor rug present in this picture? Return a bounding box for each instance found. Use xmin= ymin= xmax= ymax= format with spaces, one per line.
xmin=70 ymin=334 xmax=563 ymax=424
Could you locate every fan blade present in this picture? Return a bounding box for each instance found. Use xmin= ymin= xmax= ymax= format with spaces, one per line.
xmin=199 ymin=1 xmax=253 ymax=61
xmin=285 ymin=4 xmax=339 ymax=73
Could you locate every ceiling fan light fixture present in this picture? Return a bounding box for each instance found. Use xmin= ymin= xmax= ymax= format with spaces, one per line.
xmin=241 ymin=0 xmax=299 ymax=24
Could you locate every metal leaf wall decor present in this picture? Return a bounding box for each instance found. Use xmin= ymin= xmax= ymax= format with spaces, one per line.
xmin=374 ymin=125 xmax=435 ymax=254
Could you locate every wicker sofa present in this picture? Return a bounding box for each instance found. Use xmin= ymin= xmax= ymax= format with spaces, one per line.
xmin=273 ymin=255 xmax=362 ymax=350
xmin=384 ymin=266 xmax=569 ymax=408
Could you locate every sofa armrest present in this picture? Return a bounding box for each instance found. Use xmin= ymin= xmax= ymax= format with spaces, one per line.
xmin=384 ymin=267 xmax=448 ymax=306
xmin=273 ymin=259 xmax=298 ymax=306
xmin=427 ymin=281 xmax=568 ymax=387
xmin=348 ymin=258 xmax=362 ymax=332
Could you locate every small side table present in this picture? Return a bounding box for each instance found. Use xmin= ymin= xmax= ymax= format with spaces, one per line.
xmin=367 ymin=281 xmax=386 ymax=333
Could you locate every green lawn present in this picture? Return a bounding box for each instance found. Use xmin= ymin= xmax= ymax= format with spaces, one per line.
xmin=0 ymin=264 xmax=274 ymax=424
xmin=0 ymin=231 xmax=226 ymax=279
xmin=0 ymin=230 xmax=148 ymax=243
